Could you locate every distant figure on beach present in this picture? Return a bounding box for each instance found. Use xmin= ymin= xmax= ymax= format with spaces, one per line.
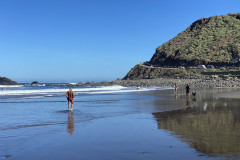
xmin=174 ymin=83 xmax=178 ymax=92
xmin=185 ymin=84 xmax=190 ymax=98
xmin=66 ymin=88 xmax=75 ymax=111
xmin=173 ymin=83 xmax=178 ymax=99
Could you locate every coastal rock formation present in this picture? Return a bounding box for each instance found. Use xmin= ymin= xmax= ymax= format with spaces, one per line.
xmin=123 ymin=64 xmax=180 ymax=80
xmin=0 ymin=77 xmax=18 ymax=85
xmin=150 ymin=13 xmax=240 ymax=66
xmin=83 ymin=77 xmax=240 ymax=88
xmin=31 ymin=81 xmax=39 ymax=85
xmin=124 ymin=13 xmax=240 ymax=80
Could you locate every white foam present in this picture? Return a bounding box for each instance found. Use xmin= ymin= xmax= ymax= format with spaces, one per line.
xmin=69 ymin=83 xmax=77 ymax=85
xmin=0 ymin=85 xmax=171 ymax=97
xmin=31 ymin=84 xmax=46 ymax=86
xmin=0 ymin=85 xmax=24 ymax=88
xmin=0 ymin=85 xmax=125 ymax=95
xmin=86 ymin=86 xmax=173 ymax=94
xmin=26 ymin=96 xmax=45 ymax=99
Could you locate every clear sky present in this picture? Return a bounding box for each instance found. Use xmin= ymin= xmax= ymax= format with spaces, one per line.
xmin=0 ymin=0 xmax=239 ymax=83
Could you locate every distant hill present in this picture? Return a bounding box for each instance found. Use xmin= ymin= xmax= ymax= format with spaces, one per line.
xmin=150 ymin=13 xmax=240 ymax=66
xmin=0 ymin=77 xmax=18 ymax=85
xmin=124 ymin=13 xmax=240 ymax=80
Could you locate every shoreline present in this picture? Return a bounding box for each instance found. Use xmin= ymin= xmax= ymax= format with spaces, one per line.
xmin=3 ymin=77 xmax=239 ymax=88
xmin=86 ymin=77 xmax=240 ymax=88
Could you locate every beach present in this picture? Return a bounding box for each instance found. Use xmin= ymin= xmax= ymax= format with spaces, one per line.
xmin=214 ymin=91 xmax=240 ymax=99
xmin=2 ymin=1 xmax=240 ymax=160
xmin=0 ymin=85 xmax=240 ymax=160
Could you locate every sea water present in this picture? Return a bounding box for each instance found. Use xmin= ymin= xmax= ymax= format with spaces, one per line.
xmin=0 ymin=85 xmax=171 ymax=159
xmin=0 ymin=85 xmax=240 ymax=160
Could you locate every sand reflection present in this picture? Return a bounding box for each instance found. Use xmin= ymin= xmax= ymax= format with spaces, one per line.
xmin=67 ymin=111 xmax=75 ymax=135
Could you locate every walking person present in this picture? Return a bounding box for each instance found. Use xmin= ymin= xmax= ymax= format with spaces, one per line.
xmin=173 ymin=83 xmax=178 ymax=99
xmin=185 ymin=84 xmax=190 ymax=99
xmin=66 ymin=88 xmax=75 ymax=111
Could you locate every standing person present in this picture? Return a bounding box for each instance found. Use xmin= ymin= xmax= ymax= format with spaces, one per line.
xmin=66 ymin=88 xmax=75 ymax=111
xmin=174 ymin=83 xmax=178 ymax=99
xmin=174 ymin=83 xmax=178 ymax=92
xmin=185 ymin=84 xmax=190 ymax=99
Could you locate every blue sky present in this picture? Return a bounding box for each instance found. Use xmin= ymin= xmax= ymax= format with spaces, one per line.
xmin=0 ymin=0 xmax=239 ymax=83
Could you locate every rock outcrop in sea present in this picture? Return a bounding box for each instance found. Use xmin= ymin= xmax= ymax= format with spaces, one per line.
xmin=31 ymin=81 xmax=39 ymax=85
xmin=0 ymin=77 xmax=18 ymax=85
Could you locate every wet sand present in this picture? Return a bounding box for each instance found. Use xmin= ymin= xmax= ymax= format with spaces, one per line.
xmin=1 ymin=87 xmax=240 ymax=160
xmin=214 ymin=91 xmax=240 ymax=99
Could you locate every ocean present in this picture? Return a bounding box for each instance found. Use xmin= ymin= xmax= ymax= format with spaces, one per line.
xmin=0 ymin=84 xmax=240 ymax=160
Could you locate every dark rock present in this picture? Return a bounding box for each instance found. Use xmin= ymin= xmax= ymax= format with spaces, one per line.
xmin=0 ymin=77 xmax=18 ymax=85
xmin=31 ymin=81 xmax=39 ymax=85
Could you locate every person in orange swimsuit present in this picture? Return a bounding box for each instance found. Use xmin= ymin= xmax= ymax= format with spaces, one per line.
xmin=66 ymin=88 xmax=75 ymax=111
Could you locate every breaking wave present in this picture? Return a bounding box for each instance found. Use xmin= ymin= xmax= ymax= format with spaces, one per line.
xmin=0 ymin=85 xmax=172 ymax=100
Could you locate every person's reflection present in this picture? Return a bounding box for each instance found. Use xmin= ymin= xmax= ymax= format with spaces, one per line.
xmin=67 ymin=111 xmax=75 ymax=135
xmin=202 ymin=102 xmax=207 ymax=111
xmin=174 ymin=92 xmax=178 ymax=99
xmin=174 ymin=90 xmax=178 ymax=99
xmin=192 ymin=95 xmax=196 ymax=107
xmin=186 ymin=97 xmax=191 ymax=108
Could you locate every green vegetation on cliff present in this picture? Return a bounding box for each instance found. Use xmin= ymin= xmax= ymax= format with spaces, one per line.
xmin=150 ymin=13 xmax=240 ymax=66
xmin=124 ymin=13 xmax=240 ymax=80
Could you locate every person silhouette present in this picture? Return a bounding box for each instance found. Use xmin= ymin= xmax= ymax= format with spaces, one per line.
xmin=185 ymin=84 xmax=190 ymax=99
xmin=174 ymin=83 xmax=178 ymax=92
xmin=66 ymin=88 xmax=75 ymax=111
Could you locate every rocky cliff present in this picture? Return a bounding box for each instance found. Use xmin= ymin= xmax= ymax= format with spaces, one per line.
xmin=0 ymin=77 xmax=18 ymax=85
xmin=124 ymin=13 xmax=240 ymax=80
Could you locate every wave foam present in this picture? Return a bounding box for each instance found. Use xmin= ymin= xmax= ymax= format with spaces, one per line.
xmin=0 ymin=85 xmax=172 ymax=99
xmin=0 ymin=85 xmax=24 ymax=88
